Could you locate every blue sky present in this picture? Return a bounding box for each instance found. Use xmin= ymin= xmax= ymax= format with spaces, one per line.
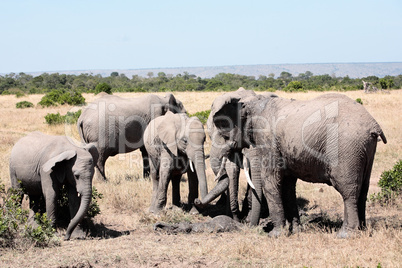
xmin=1 ymin=0 xmax=401 ymax=74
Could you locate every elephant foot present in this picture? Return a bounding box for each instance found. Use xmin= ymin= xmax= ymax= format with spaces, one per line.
xmin=268 ymin=227 xmax=288 ymax=238
xmin=336 ymin=226 xmax=358 ymax=239
xmin=70 ymin=225 xmax=87 ymax=240
xmin=189 ymin=205 xmax=201 ymax=215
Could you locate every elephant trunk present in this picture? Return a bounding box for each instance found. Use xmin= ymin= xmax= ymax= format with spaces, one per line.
xmin=194 ymin=173 xmax=229 ymax=208
xmin=194 ymin=151 xmax=208 ymax=199
xmin=249 ymin=151 xmax=262 ymax=226
xmin=64 ymin=188 xmax=92 ymax=240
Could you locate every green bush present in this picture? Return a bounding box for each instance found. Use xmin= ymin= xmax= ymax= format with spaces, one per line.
xmin=370 ymin=160 xmax=402 ymax=205
xmin=0 ymin=183 xmax=58 ymax=248
xmin=16 ymin=101 xmax=34 ymax=109
xmin=57 ymin=185 xmax=103 ymax=224
xmin=94 ymin=83 xmax=112 ymax=95
xmin=284 ymin=81 xmax=304 ymax=92
xmin=188 ymin=110 xmax=211 ymax=125
xmin=356 ymin=98 xmax=363 ymax=105
xmin=38 ymin=89 xmax=85 ymax=107
xmin=45 ymin=110 xmax=82 ymax=125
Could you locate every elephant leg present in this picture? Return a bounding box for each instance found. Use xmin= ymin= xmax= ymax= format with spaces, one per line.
xmin=263 ymin=171 xmax=286 ymax=237
xmin=149 ymin=160 xmax=159 ymax=213
xmin=140 ymin=146 xmax=150 ymax=178
xmin=66 ymin=185 xmax=86 ymax=239
xmin=171 ymin=174 xmax=181 ymax=208
xmin=187 ymin=168 xmax=199 ymax=205
xmin=282 ymin=176 xmax=300 ymax=233
xmin=28 ymin=195 xmax=45 ymax=228
xmin=154 ymin=160 xmax=172 ymax=213
xmin=95 ymin=153 xmax=108 ymax=181
xmin=358 ymin=175 xmax=370 ymax=229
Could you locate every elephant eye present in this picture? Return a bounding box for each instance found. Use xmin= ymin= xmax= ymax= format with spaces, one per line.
xmin=182 ymin=137 xmax=188 ymax=144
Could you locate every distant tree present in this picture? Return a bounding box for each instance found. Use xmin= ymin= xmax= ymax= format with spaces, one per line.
xmin=94 ymin=82 xmax=112 ymax=95
xmin=110 ymin=72 xmax=119 ymax=77
xmin=147 ymin=72 xmax=154 ymax=78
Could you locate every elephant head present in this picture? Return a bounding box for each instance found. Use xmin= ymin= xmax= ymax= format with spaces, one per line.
xmin=153 ymin=112 xmax=208 ymax=199
xmin=42 ymin=143 xmax=98 ymax=240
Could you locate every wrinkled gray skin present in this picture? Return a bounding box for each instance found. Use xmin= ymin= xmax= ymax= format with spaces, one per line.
xmin=195 ymin=88 xmax=277 ymax=224
xmin=77 ymin=93 xmax=186 ymax=181
xmin=154 ymin=215 xmax=242 ymax=233
xmin=210 ymin=93 xmax=387 ymax=238
xmin=9 ymin=132 xmax=98 ymax=240
xmin=144 ymin=112 xmax=208 ymax=214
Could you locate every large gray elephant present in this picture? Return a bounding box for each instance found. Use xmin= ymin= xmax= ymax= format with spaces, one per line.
xmin=144 ymin=112 xmax=208 ymax=213
xmin=209 ymin=92 xmax=387 ymax=238
xmin=77 ymin=93 xmax=186 ymax=181
xmin=195 ymin=88 xmax=276 ymax=224
xmin=9 ymin=132 xmax=98 ymax=240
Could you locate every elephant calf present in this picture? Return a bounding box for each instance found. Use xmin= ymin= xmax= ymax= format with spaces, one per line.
xmin=9 ymin=132 xmax=98 ymax=240
xmin=144 ymin=112 xmax=208 ymax=214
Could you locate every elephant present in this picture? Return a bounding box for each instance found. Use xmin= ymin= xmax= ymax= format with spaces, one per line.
xmin=77 ymin=93 xmax=186 ymax=181
xmin=143 ymin=111 xmax=208 ymax=214
xmin=154 ymin=215 xmax=242 ymax=234
xmin=195 ymin=88 xmax=276 ymax=224
xmin=209 ymin=92 xmax=387 ymax=238
xmin=9 ymin=132 xmax=98 ymax=240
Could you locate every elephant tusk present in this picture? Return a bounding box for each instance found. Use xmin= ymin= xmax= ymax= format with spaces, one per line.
xmin=189 ymin=160 xmax=195 ymax=173
xmin=77 ymin=193 xmax=81 ymax=198
xmin=215 ymin=156 xmax=227 ymax=181
xmin=244 ymin=166 xmax=255 ymax=190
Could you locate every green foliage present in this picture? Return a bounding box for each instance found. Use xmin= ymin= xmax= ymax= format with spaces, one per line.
xmin=16 ymin=101 xmax=34 ymax=109
xmin=370 ymin=160 xmax=402 ymax=205
xmin=0 ymin=183 xmax=58 ymax=248
xmin=45 ymin=110 xmax=82 ymax=125
xmin=284 ymin=81 xmax=304 ymax=92
xmin=355 ymin=98 xmax=363 ymax=105
xmin=38 ymin=89 xmax=85 ymax=107
xmin=94 ymin=82 xmax=112 ymax=95
xmin=379 ymin=78 xmax=394 ymax=89
xmin=57 ymin=185 xmax=103 ymax=223
xmin=188 ymin=110 xmax=211 ymax=125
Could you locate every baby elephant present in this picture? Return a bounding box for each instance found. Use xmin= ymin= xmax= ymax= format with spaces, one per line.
xmin=144 ymin=112 xmax=208 ymax=214
xmin=9 ymin=132 xmax=98 ymax=240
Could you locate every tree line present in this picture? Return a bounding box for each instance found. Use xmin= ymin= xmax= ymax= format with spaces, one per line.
xmin=1 ymin=70 xmax=401 ymax=95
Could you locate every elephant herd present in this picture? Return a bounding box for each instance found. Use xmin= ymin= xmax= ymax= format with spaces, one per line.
xmin=9 ymin=88 xmax=386 ymax=240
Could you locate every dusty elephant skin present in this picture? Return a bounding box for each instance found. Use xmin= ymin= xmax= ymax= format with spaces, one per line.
xmin=77 ymin=93 xmax=186 ymax=181
xmin=9 ymin=132 xmax=98 ymax=240
xmin=154 ymin=215 xmax=243 ymax=234
xmin=143 ymin=112 xmax=208 ymax=214
xmin=195 ymin=88 xmax=276 ymax=224
xmin=210 ymin=92 xmax=387 ymax=238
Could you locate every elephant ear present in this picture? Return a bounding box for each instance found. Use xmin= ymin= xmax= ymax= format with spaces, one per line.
xmin=157 ymin=114 xmax=179 ymax=156
xmin=211 ymin=94 xmax=243 ymax=132
xmin=164 ymin=93 xmax=186 ymax=114
xmin=42 ymin=150 xmax=77 ymax=174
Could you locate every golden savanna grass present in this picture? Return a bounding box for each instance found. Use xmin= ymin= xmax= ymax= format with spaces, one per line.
xmin=0 ymin=90 xmax=401 ymax=267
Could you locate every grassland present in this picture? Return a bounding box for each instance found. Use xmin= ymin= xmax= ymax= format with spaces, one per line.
xmin=0 ymin=90 xmax=401 ymax=267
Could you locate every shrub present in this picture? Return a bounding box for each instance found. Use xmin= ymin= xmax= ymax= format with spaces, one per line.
xmin=39 ymin=89 xmax=85 ymax=107
xmin=370 ymin=160 xmax=402 ymax=205
xmin=0 ymin=183 xmax=58 ymax=248
xmin=284 ymin=81 xmax=304 ymax=92
xmin=356 ymin=98 xmax=363 ymax=105
xmin=16 ymin=101 xmax=34 ymax=109
xmin=57 ymin=185 xmax=103 ymax=225
xmin=45 ymin=110 xmax=82 ymax=125
xmin=188 ymin=110 xmax=211 ymax=125
xmin=94 ymin=83 xmax=112 ymax=95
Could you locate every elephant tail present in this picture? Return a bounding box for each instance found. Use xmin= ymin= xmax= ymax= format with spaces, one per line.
xmin=371 ymin=127 xmax=387 ymax=144
xmin=77 ymin=118 xmax=88 ymax=144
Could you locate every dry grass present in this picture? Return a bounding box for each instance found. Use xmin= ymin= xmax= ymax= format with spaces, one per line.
xmin=0 ymin=90 xmax=401 ymax=267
